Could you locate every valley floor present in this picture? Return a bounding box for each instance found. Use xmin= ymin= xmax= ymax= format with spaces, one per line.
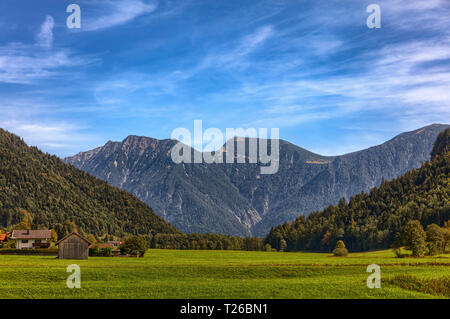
xmin=0 ymin=249 xmax=449 ymax=299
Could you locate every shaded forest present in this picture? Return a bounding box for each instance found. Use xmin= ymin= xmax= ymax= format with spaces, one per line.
xmin=264 ymin=129 xmax=450 ymax=252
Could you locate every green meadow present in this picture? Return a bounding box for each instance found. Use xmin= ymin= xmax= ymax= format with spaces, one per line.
xmin=0 ymin=249 xmax=449 ymax=299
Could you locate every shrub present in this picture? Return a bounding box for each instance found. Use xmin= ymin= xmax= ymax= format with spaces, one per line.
xmin=393 ymin=247 xmax=409 ymax=258
xmin=332 ymin=247 xmax=348 ymax=256
xmin=426 ymin=224 xmax=445 ymax=256
xmin=102 ymin=247 xmax=112 ymax=256
xmin=333 ymin=240 xmax=348 ymax=256
xmin=89 ymin=245 xmax=101 ymax=256
xmin=119 ymin=235 xmax=148 ymax=257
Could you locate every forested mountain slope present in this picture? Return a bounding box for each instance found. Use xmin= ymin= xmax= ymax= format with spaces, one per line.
xmin=0 ymin=129 xmax=178 ymax=237
xmin=264 ymin=129 xmax=450 ymax=252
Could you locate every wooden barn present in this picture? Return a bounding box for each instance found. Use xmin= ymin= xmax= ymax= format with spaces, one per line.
xmin=56 ymin=232 xmax=91 ymax=259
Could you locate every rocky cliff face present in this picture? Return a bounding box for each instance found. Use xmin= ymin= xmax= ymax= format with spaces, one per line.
xmin=65 ymin=124 xmax=449 ymax=236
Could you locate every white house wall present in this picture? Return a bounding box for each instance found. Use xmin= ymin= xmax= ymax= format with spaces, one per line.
xmin=15 ymin=239 xmax=48 ymax=249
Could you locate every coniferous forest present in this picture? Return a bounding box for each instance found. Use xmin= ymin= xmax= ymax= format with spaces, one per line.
xmin=264 ymin=129 xmax=450 ymax=252
xmin=0 ymin=129 xmax=178 ymax=238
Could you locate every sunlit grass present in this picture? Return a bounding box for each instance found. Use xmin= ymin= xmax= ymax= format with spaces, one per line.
xmin=0 ymin=249 xmax=448 ymax=299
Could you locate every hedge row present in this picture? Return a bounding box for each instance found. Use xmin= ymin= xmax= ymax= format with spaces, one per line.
xmin=0 ymin=248 xmax=58 ymax=256
xmin=89 ymin=247 xmax=113 ymax=256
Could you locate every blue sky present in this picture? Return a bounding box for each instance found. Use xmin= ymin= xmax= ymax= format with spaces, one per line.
xmin=0 ymin=0 xmax=449 ymax=157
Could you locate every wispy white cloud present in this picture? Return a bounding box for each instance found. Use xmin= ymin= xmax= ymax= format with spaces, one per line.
xmin=35 ymin=16 xmax=54 ymax=49
xmin=237 ymin=26 xmax=274 ymax=56
xmin=385 ymin=0 xmax=445 ymax=13
xmin=92 ymin=25 xmax=276 ymax=102
xmin=87 ymin=1 xmax=450 ymax=137
xmin=0 ymin=48 xmax=93 ymax=84
xmin=83 ymin=0 xmax=158 ymax=31
xmin=0 ymin=119 xmax=98 ymax=155
xmin=0 ymin=15 xmax=97 ymax=84
xmin=210 ymin=35 xmax=450 ymax=133
xmin=203 ymin=25 xmax=275 ymax=70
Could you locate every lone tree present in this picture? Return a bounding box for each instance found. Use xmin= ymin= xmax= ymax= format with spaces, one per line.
xmin=119 ymin=235 xmax=148 ymax=257
xmin=403 ymin=220 xmax=427 ymax=257
xmin=333 ymin=240 xmax=349 ymax=257
xmin=426 ymin=224 xmax=445 ymax=256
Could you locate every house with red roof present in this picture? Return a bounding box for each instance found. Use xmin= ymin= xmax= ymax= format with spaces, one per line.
xmin=0 ymin=233 xmax=8 ymax=243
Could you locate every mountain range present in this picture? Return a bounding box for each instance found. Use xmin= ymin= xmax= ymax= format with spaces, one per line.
xmin=65 ymin=124 xmax=449 ymax=237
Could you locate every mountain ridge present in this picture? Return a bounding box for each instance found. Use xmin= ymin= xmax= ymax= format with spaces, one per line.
xmin=65 ymin=123 xmax=449 ymax=236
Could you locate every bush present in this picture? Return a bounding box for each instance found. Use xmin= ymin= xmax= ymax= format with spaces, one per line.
xmin=333 ymin=240 xmax=349 ymax=256
xmin=89 ymin=245 xmax=101 ymax=256
xmin=332 ymin=247 xmax=349 ymax=256
xmin=119 ymin=235 xmax=148 ymax=257
xmin=393 ymin=248 xmax=409 ymax=258
xmin=102 ymin=247 xmax=112 ymax=256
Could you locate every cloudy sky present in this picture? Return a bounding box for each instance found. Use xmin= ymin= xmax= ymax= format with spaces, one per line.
xmin=0 ymin=0 xmax=449 ymax=157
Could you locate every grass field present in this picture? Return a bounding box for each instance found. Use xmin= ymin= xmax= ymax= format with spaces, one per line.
xmin=0 ymin=249 xmax=449 ymax=299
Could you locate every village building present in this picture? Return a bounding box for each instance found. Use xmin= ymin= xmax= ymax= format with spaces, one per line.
xmin=0 ymin=233 xmax=8 ymax=243
xmin=108 ymin=240 xmax=122 ymax=248
xmin=57 ymin=232 xmax=91 ymax=259
xmin=11 ymin=230 xmax=51 ymax=249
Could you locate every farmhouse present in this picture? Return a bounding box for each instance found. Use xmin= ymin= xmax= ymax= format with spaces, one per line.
xmin=57 ymin=232 xmax=91 ymax=259
xmin=108 ymin=240 xmax=122 ymax=248
xmin=11 ymin=230 xmax=51 ymax=249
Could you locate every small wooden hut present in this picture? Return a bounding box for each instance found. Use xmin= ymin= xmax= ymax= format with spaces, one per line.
xmin=56 ymin=232 xmax=91 ymax=259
